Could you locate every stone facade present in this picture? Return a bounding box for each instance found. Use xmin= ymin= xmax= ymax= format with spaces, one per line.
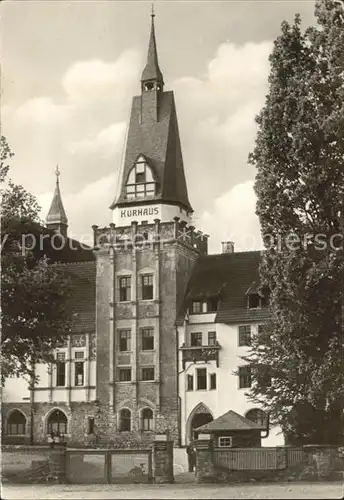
xmin=93 ymin=221 xmax=200 ymax=447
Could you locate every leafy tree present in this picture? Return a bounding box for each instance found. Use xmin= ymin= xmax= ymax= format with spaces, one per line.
xmin=246 ymin=0 xmax=344 ymax=445
xmin=1 ymin=136 xmax=72 ymax=383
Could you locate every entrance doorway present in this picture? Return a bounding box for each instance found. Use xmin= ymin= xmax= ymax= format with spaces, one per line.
xmin=191 ymin=412 xmax=213 ymax=442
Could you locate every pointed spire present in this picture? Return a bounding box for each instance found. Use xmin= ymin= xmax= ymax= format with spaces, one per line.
xmin=141 ymin=5 xmax=164 ymax=90
xmin=46 ymin=165 xmax=68 ymax=237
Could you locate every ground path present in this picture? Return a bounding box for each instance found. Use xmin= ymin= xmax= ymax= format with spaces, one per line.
xmin=2 ymin=482 xmax=343 ymax=499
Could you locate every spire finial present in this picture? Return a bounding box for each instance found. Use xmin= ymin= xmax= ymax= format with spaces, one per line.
xmin=55 ymin=165 xmax=60 ymax=182
xmin=141 ymin=1 xmax=164 ymax=89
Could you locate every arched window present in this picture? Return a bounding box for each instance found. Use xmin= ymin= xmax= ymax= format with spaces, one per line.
xmin=7 ymin=410 xmax=26 ymax=435
xmin=47 ymin=409 xmax=68 ymax=435
xmin=246 ymin=409 xmax=268 ymax=429
xmin=126 ymin=156 xmax=156 ymax=199
xmin=141 ymin=408 xmax=153 ymax=431
xmin=119 ymin=409 xmax=131 ymax=432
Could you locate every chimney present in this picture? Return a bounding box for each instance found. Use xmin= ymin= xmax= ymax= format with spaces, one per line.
xmin=221 ymin=241 xmax=234 ymax=254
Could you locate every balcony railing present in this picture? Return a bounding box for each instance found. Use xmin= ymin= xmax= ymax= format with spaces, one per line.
xmin=180 ymin=342 xmax=221 ymax=369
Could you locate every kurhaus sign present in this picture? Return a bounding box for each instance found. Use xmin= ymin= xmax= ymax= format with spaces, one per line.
xmin=119 ymin=206 xmax=160 ymax=219
xmin=113 ymin=203 xmax=190 ymax=227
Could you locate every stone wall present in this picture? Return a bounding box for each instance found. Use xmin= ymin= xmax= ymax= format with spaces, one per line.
xmin=195 ymin=438 xmax=344 ymax=483
xmin=2 ymin=435 xmax=174 ymax=484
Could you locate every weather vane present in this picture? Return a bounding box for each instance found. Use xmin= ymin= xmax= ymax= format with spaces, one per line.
xmin=151 ymin=2 xmax=155 ymax=18
xmin=55 ymin=165 xmax=60 ymax=179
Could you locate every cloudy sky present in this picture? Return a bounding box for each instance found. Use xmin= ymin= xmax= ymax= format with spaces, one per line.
xmin=1 ymin=0 xmax=316 ymax=253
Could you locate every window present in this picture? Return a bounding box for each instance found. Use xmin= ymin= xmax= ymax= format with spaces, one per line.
xmin=74 ymin=361 xmax=84 ymax=386
xmin=136 ymin=171 xmax=145 ymax=184
xmin=141 ymin=408 xmax=153 ymax=431
xmin=208 ymin=331 xmax=216 ymax=346
xmin=87 ymin=417 xmax=95 ymax=435
xmin=119 ymin=368 xmax=132 ymax=382
xmin=248 ymin=293 xmax=260 ymax=309
xmin=142 ymin=274 xmax=153 ymax=300
xmin=210 ymin=373 xmax=217 ymax=390
xmin=74 ymin=351 xmax=84 ymax=359
xmin=119 ymin=329 xmax=131 ymax=352
xmin=119 ymin=277 xmax=131 ymax=302
xmin=125 ymin=157 xmax=156 ymax=199
xmin=187 ymin=374 xmax=194 ymax=391
xmin=218 ymin=436 xmax=232 ymax=448
xmin=142 ymin=328 xmax=154 ymax=350
xmin=142 ymin=367 xmax=155 ymax=381
xmin=56 ymin=352 xmax=66 ymax=387
xmin=7 ymin=410 xmax=26 ymax=435
xmin=47 ymin=409 xmax=67 ymax=435
xmin=191 ymin=301 xmax=201 ymax=314
xmin=190 ymin=332 xmax=202 ymax=347
xmin=238 ymin=325 xmax=251 ymax=346
xmin=144 ymin=82 xmax=155 ymax=91
xmin=196 ymin=368 xmax=207 ymax=390
xmin=119 ymin=409 xmax=131 ymax=432
xmin=239 ymin=365 xmax=252 ymax=389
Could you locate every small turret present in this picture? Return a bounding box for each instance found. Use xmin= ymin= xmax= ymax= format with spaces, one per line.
xmin=46 ymin=166 xmax=68 ymax=238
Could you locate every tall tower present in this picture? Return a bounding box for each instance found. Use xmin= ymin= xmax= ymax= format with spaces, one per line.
xmin=94 ymin=11 xmax=207 ymax=447
xmin=46 ymin=166 xmax=68 ymax=237
xmin=110 ymin=9 xmax=193 ymax=227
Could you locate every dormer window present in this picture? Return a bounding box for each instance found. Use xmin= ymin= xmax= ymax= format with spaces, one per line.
xmin=192 ymin=301 xmax=202 ymax=314
xmin=190 ymin=298 xmax=218 ymax=314
xmin=126 ymin=155 xmax=156 ymax=199
xmin=246 ymin=283 xmax=269 ymax=309
xmin=248 ymin=294 xmax=260 ymax=309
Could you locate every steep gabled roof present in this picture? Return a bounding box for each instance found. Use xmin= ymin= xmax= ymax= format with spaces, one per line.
xmin=195 ymin=410 xmax=264 ymax=432
xmin=46 ymin=171 xmax=68 ymax=226
xmin=176 ymin=251 xmax=270 ymax=325
xmin=112 ymin=91 xmax=192 ymax=212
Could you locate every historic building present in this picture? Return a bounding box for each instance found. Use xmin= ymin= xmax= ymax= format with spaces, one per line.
xmin=2 ymin=14 xmax=283 ymax=448
xmin=176 ymin=248 xmax=283 ymax=447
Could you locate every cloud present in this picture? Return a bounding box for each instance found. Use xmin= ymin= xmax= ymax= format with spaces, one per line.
xmin=15 ymin=97 xmax=70 ymax=126
xmin=3 ymin=49 xmax=139 ymax=199
xmin=173 ymin=41 xmax=272 ymax=217
xmin=62 ymin=51 xmax=141 ymax=102
xmin=198 ymin=180 xmax=263 ymax=254
xmin=68 ymin=122 xmax=126 ymax=159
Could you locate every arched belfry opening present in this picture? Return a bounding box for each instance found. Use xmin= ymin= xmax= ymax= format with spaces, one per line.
xmin=186 ymin=403 xmax=214 ymax=445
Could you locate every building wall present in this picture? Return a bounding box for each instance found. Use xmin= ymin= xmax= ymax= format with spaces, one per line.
xmin=1 ymin=331 xmax=97 ymax=445
xmin=2 ymin=376 xmax=31 ymax=403
xmin=93 ymin=222 xmax=199 ymax=446
xmin=178 ymin=320 xmax=284 ymax=447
